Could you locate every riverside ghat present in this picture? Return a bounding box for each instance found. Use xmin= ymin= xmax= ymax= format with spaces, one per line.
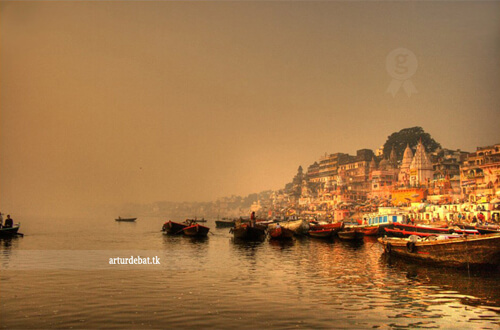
xmin=161 ymin=199 xmax=500 ymax=270
xmin=161 ymin=138 xmax=500 ymax=270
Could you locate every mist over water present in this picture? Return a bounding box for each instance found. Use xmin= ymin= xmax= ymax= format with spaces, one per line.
xmin=1 ymin=216 xmax=499 ymax=329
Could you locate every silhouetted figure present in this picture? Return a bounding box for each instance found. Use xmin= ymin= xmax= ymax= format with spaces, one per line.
xmin=4 ymin=215 xmax=13 ymax=228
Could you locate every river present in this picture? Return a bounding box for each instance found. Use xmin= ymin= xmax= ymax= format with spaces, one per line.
xmin=1 ymin=216 xmax=499 ymax=329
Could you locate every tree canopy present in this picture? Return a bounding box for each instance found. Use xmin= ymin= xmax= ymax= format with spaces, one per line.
xmin=383 ymin=127 xmax=441 ymax=160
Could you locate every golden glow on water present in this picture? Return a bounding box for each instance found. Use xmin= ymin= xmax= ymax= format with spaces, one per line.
xmin=1 ymin=217 xmax=499 ymax=328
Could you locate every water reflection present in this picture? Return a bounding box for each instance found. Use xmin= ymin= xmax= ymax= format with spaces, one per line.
xmin=383 ymin=254 xmax=500 ymax=310
xmin=268 ymin=238 xmax=295 ymax=250
xmin=0 ymin=236 xmax=21 ymax=269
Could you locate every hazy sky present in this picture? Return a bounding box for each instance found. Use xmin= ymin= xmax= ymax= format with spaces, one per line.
xmin=1 ymin=1 xmax=499 ymax=216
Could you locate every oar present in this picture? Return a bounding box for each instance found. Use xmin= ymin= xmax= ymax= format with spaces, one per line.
xmin=16 ymin=232 xmax=24 ymax=237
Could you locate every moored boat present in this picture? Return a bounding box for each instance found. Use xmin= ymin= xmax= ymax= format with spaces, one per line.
xmin=267 ymin=219 xmax=309 ymax=236
xmin=115 ymin=217 xmax=137 ymax=222
xmin=162 ymin=221 xmax=189 ymax=235
xmin=186 ymin=218 xmax=207 ymax=223
xmin=338 ymin=228 xmax=364 ymax=240
xmin=456 ymin=223 xmax=500 ymax=235
xmin=385 ymin=223 xmax=478 ymax=237
xmin=309 ymin=221 xmax=344 ymax=233
xmin=231 ymin=223 xmax=267 ymax=241
xmin=182 ymin=223 xmax=210 ymax=237
xmin=269 ymin=226 xmax=294 ymax=240
xmin=0 ymin=223 xmax=21 ymax=237
xmin=378 ymin=233 xmax=500 ymax=268
xmin=352 ymin=225 xmax=379 ymax=236
xmin=384 ymin=227 xmax=463 ymax=239
xmin=308 ymin=229 xmax=334 ymax=239
xmin=215 ymin=219 xmax=236 ymax=228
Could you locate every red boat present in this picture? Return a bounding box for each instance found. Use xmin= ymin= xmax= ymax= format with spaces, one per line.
xmin=354 ymin=225 xmax=379 ymax=236
xmin=309 ymin=228 xmax=334 ymax=239
xmin=269 ymin=226 xmax=294 ymax=240
xmin=182 ymin=224 xmax=210 ymax=237
xmin=384 ymin=227 xmax=463 ymax=239
xmin=309 ymin=222 xmax=344 ymax=232
xmin=387 ymin=223 xmax=478 ymax=237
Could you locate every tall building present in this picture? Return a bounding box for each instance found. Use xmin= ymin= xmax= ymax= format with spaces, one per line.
xmin=409 ymin=140 xmax=434 ymax=187
xmin=398 ymin=144 xmax=413 ymax=186
xmin=460 ymin=143 xmax=500 ymax=202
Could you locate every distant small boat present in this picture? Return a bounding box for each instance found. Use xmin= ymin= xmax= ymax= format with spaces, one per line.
xmin=115 ymin=217 xmax=137 ymax=222
xmin=215 ymin=219 xmax=236 ymax=228
xmin=183 ymin=223 xmax=210 ymax=237
xmin=186 ymin=218 xmax=207 ymax=223
xmin=162 ymin=221 xmax=189 ymax=235
xmin=0 ymin=223 xmax=21 ymax=237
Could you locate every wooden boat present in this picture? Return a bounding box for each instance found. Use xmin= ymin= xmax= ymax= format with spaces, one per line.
xmin=388 ymin=223 xmax=477 ymax=236
xmin=378 ymin=233 xmax=500 ymax=268
xmin=186 ymin=218 xmax=207 ymax=223
xmin=269 ymin=226 xmax=294 ymax=240
xmin=338 ymin=228 xmax=364 ymax=240
xmin=231 ymin=223 xmax=267 ymax=241
xmin=352 ymin=225 xmax=379 ymax=236
xmin=182 ymin=223 xmax=210 ymax=237
xmin=215 ymin=219 xmax=236 ymax=228
xmin=309 ymin=221 xmax=344 ymax=232
xmin=267 ymin=219 xmax=309 ymax=236
xmin=162 ymin=221 xmax=189 ymax=235
xmin=308 ymin=229 xmax=334 ymax=239
xmin=0 ymin=223 xmax=21 ymax=237
xmin=115 ymin=217 xmax=137 ymax=222
xmin=456 ymin=223 xmax=500 ymax=234
xmin=385 ymin=227 xmax=464 ymax=239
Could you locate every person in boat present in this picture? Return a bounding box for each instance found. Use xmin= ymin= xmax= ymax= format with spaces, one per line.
xmin=0 ymin=212 xmax=3 ymax=229
xmin=250 ymin=211 xmax=256 ymax=227
xmin=472 ymin=215 xmax=478 ymax=224
xmin=4 ymin=215 xmax=13 ymax=228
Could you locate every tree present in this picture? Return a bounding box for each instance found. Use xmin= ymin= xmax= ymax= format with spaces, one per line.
xmin=383 ymin=127 xmax=441 ymax=160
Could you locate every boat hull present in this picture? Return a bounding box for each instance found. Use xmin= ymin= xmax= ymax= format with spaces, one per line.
xmin=0 ymin=224 xmax=20 ymax=237
xmin=215 ymin=220 xmax=235 ymax=228
xmin=162 ymin=221 xmax=188 ymax=235
xmin=378 ymin=234 xmax=500 ymax=268
xmin=338 ymin=229 xmax=364 ymax=240
xmin=309 ymin=229 xmax=334 ymax=239
xmin=269 ymin=227 xmax=294 ymax=240
xmin=268 ymin=220 xmax=309 ymax=236
xmin=183 ymin=224 xmax=210 ymax=237
xmin=352 ymin=225 xmax=379 ymax=236
xmin=309 ymin=222 xmax=344 ymax=233
xmin=232 ymin=224 xmax=266 ymax=241
xmin=115 ymin=218 xmax=137 ymax=222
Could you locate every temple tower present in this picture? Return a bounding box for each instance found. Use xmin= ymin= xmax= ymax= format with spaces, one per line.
xmin=409 ymin=140 xmax=434 ymax=187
